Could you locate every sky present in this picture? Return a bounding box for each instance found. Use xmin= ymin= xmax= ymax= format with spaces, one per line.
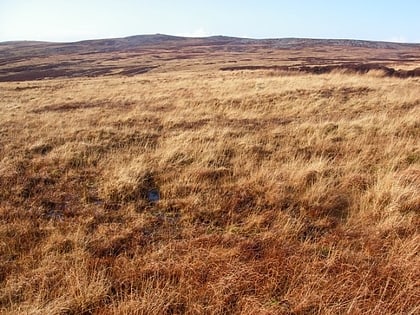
xmin=0 ymin=0 xmax=419 ymax=43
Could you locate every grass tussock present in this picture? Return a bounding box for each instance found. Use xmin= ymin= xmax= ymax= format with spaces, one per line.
xmin=0 ymin=69 xmax=419 ymax=314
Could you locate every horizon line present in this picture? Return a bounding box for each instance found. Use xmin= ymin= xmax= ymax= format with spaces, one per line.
xmin=1 ymin=33 xmax=420 ymax=45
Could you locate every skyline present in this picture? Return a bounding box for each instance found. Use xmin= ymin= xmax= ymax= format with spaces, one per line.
xmin=1 ymin=0 xmax=420 ymax=43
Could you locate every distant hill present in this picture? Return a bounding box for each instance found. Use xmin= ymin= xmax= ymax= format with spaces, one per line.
xmin=1 ymin=34 xmax=419 ymax=54
xmin=0 ymin=34 xmax=419 ymax=82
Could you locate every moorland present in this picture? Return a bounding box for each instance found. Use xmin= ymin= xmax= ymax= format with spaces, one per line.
xmin=0 ymin=35 xmax=419 ymax=314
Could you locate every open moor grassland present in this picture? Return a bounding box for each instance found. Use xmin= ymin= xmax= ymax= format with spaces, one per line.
xmin=0 ymin=66 xmax=419 ymax=314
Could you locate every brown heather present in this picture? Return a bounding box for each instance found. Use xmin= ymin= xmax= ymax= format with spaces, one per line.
xmin=0 ymin=41 xmax=419 ymax=314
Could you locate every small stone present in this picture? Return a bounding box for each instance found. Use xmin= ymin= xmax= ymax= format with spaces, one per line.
xmin=147 ymin=189 xmax=160 ymax=202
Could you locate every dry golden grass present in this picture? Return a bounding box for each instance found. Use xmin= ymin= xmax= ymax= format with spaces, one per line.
xmin=0 ymin=66 xmax=419 ymax=314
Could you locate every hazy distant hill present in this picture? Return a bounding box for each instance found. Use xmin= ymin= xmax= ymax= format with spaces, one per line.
xmin=0 ymin=34 xmax=419 ymax=82
xmin=1 ymin=34 xmax=419 ymax=54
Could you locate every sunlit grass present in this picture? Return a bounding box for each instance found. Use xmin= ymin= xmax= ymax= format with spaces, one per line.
xmin=0 ymin=68 xmax=419 ymax=314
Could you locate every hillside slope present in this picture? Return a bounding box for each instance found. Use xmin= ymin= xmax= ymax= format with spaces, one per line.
xmin=1 ymin=34 xmax=420 ymax=82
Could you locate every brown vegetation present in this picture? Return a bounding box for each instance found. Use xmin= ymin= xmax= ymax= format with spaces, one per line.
xmin=0 ymin=37 xmax=419 ymax=314
xmin=220 ymin=63 xmax=420 ymax=78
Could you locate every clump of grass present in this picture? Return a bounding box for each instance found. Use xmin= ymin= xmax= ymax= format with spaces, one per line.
xmin=100 ymin=158 xmax=159 ymax=207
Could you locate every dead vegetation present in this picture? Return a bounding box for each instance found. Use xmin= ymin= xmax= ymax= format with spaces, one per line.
xmin=220 ymin=63 xmax=420 ymax=78
xmin=0 ymin=46 xmax=419 ymax=314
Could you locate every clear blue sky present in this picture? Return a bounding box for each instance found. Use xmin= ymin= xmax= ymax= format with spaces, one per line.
xmin=1 ymin=0 xmax=419 ymax=43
